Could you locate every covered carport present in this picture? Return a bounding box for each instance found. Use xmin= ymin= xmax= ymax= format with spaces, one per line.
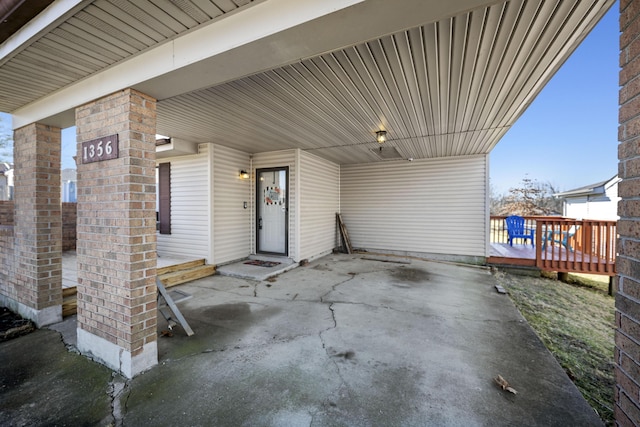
xmin=2 ymin=7 xmax=637 ymax=427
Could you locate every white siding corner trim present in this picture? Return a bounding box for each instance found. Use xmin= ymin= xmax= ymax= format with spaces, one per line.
xmin=340 ymin=155 xmax=488 ymax=259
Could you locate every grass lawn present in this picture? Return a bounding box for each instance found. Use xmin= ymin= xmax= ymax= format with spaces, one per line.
xmin=494 ymin=270 xmax=615 ymax=425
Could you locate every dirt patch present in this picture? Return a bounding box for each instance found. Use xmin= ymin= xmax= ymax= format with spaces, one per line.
xmin=0 ymin=307 xmax=35 ymax=341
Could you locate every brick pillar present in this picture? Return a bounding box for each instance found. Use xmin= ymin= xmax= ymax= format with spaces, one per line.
xmin=8 ymin=123 xmax=62 ymax=327
xmin=617 ymin=1 xmax=640 ymax=424
xmin=75 ymin=89 xmax=158 ymax=378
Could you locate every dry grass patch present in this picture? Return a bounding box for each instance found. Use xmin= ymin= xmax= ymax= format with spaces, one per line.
xmin=494 ymin=270 xmax=615 ymax=425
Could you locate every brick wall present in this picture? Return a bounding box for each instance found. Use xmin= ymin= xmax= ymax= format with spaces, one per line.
xmin=75 ymin=88 xmax=158 ymax=377
xmin=616 ymin=1 xmax=640 ymax=425
xmin=12 ymin=123 xmax=62 ymax=317
xmin=62 ymin=202 xmax=77 ymax=251
xmin=0 ymin=201 xmax=76 ymax=250
xmin=0 ymin=201 xmax=13 ymax=225
xmin=0 ymin=226 xmax=16 ymax=302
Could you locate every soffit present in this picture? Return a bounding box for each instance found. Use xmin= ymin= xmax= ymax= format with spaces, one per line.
xmin=158 ymin=0 xmax=613 ymax=164
xmin=0 ymin=0 xmax=255 ymax=111
xmin=0 ymin=0 xmax=614 ymax=165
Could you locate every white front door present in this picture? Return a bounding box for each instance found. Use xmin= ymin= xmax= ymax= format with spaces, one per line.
xmin=257 ymin=167 xmax=288 ymax=255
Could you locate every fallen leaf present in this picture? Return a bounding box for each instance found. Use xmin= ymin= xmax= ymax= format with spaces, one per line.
xmin=494 ymin=374 xmax=518 ymax=394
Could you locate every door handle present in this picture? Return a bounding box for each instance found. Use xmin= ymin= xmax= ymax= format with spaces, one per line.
xmin=258 ymin=217 xmax=263 ymax=230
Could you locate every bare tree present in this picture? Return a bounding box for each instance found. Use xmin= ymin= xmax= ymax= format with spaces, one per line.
xmin=492 ymin=176 xmax=562 ymax=216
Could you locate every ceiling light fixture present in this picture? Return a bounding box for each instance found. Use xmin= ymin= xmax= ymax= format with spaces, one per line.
xmin=376 ymin=130 xmax=387 ymax=144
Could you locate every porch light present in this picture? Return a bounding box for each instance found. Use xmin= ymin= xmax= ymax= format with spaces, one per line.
xmin=240 ymin=170 xmax=250 ymax=179
xmin=376 ymin=130 xmax=387 ymax=144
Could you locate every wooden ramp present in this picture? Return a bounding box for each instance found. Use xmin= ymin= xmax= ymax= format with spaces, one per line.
xmin=62 ymin=259 xmax=215 ymax=317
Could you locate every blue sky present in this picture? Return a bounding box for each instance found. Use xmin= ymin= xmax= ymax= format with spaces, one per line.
xmin=490 ymin=2 xmax=620 ymax=195
xmin=1 ymin=2 xmax=621 ymax=190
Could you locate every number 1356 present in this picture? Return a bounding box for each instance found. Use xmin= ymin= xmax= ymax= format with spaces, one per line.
xmin=81 ymin=135 xmax=119 ymax=163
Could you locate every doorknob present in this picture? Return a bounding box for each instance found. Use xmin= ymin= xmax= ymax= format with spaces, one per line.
xmin=258 ymin=217 xmax=263 ymax=230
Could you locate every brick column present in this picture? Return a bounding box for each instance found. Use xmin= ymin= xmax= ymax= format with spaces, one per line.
xmin=8 ymin=123 xmax=62 ymax=327
xmin=75 ymin=89 xmax=158 ymax=378
xmin=617 ymin=1 xmax=640 ymax=424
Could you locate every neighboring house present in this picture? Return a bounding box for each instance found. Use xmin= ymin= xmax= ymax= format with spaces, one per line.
xmin=0 ymin=163 xmax=13 ymax=201
xmin=61 ymin=168 xmax=76 ymax=203
xmin=554 ymin=175 xmax=620 ymax=220
xmin=0 ymin=0 xmax=618 ymax=378
xmin=2 ymin=165 xmax=76 ymax=202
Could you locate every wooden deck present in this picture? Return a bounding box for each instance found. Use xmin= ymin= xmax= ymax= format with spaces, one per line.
xmin=489 ymin=243 xmax=536 ymax=267
xmin=488 ymin=217 xmax=617 ymax=276
xmin=489 ymin=242 xmax=615 ymax=274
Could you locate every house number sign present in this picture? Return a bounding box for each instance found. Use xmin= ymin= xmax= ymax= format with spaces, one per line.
xmin=82 ymin=134 xmax=119 ymax=164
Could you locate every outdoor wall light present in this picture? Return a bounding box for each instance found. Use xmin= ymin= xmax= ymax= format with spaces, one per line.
xmin=239 ymin=170 xmax=250 ymax=179
xmin=376 ymin=130 xmax=387 ymax=144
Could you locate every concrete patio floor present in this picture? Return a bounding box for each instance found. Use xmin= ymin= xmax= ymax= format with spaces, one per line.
xmin=1 ymin=254 xmax=602 ymax=426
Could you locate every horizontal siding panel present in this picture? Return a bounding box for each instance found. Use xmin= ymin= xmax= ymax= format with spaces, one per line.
xmin=213 ymin=145 xmax=252 ymax=264
xmin=299 ymin=152 xmax=340 ymax=260
xmin=340 ymin=155 xmax=487 ymax=257
xmin=157 ymin=152 xmax=210 ymax=260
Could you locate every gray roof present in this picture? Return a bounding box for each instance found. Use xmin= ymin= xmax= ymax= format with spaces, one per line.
xmin=554 ymin=175 xmax=619 ymax=198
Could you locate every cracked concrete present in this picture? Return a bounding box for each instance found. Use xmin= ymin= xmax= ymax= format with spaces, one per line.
xmin=0 ymin=254 xmax=602 ymax=426
xmin=109 ymin=375 xmax=129 ymax=427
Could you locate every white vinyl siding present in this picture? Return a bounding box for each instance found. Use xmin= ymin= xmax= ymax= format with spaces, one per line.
xmin=252 ymin=150 xmax=297 ymax=259
xmin=299 ymin=151 xmax=340 ymax=261
xmin=157 ymin=146 xmax=210 ymax=260
xmin=212 ymin=145 xmax=252 ymax=264
xmin=565 ymin=192 xmax=620 ymax=221
xmin=340 ymin=155 xmax=487 ymax=258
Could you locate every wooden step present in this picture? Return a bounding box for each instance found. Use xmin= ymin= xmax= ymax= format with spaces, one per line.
xmin=62 ymin=287 xmax=77 ymax=318
xmin=60 ymin=260 xmax=215 ymax=317
xmin=157 ymin=259 xmax=206 ymax=276
xmin=158 ymin=264 xmax=216 ymax=288
xmin=62 ymin=296 xmax=77 ymax=318
xmin=62 ymin=287 xmax=77 ymax=298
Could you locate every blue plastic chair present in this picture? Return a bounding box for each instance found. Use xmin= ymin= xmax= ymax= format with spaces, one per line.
xmin=505 ymin=215 xmax=535 ymax=247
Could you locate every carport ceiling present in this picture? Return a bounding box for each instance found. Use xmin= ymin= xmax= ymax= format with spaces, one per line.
xmin=160 ymin=0 xmax=612 ymax=164
xmin=0 ymin=0 xmax=613 ymax=165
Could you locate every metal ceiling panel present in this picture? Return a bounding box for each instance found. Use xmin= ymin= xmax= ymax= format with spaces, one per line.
xmin=0 ymin=0 xmax=255 ymax=111
xmin=156 ymin=0 xmax=610 ymax=164
xmin=0 ymin=0 xmax=613 ymax=165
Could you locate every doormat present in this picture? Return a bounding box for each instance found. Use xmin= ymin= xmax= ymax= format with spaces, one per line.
xmin=244 ymin=260 xmax=281 ymax=268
